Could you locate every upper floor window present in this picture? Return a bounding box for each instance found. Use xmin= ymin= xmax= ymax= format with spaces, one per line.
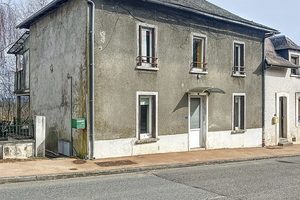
xmin=290 ymin=54 xmax=300 ymax=76
xmin=136 ymin=24 xmax=158 ymax=69
xmin=191 ymin=35 xmax=207 ymax=74
xmin=233 ymin=42 xmax=245 ymax=76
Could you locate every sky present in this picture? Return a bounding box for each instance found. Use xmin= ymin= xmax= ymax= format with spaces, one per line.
xmin=208 ymin=0 xmax=300 ymax=44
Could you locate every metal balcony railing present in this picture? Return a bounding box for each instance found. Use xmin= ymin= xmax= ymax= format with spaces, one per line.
xmin=190 ymin=62 xmax=208 ymax=72
xmin=232 ymin=66 xmax=246 ymax=76
xmin=136 ymin=56 xmax=158 ymax=68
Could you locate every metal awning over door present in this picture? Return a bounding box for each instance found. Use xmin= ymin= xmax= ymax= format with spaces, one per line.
xmin=187 ymin=87 xmax=225 ymax=95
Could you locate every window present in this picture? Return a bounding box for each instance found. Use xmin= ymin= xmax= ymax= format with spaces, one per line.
xmin=233 ymin=42 xmax=245 ymax=76
xmin=137 ymin=92 xmax=158 ymax=140
xmin=137 ymin=25 xmax=157 ymax=69
xmin=233 ymin=94 xmax=245 ymax=131
xmin=191 ymin=35 xmax=207 ymax=73
xmin=290 ymin=54 xmax=300 ymax=76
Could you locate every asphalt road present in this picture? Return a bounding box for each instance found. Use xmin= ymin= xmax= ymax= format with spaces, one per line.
xmin=1 ymin=156 xmax=300 ymax=200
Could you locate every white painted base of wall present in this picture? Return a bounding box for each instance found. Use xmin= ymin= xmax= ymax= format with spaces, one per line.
xmin=94 ymin=128 xmax=262 ymax=159
xmin=206 ymin=128 xmax=262 ymax=149
xmin=94 ymin=134 xmax=188 ymax=159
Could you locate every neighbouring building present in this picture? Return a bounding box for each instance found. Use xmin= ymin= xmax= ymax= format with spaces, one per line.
xmin=7 ymin=31 xmax=31 ymax=125
xmin=264 ymin=36 xmax=300 ymax=146
xmin=14 ymin=0 xmax=278 ymax=158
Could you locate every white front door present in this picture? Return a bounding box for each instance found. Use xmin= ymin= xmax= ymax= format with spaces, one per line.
xmin=189 ymin=96 xmax=205 ymax=149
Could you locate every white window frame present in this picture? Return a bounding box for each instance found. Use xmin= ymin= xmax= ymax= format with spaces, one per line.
xmin=136 ymin=22 xmax=158 ymax=71
xmin=295 ymin=93 xmax=300 ymax=127
xmin=190 ymin=33 xmax=208 ymax=74
xmin=289 ymin=51 xmax=300 ymax=77
xmin=232 ymin=93 xmax=246 ymax=132
xmin=136 ymin=91 xmax=158 ymax=140
xmin=232 ymin=41 xmax=246 ymax=77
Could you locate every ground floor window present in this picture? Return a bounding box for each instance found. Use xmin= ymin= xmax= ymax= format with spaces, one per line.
xmin=137 ymin=92 xmax=158 ymax=139
xmin=233 ymin=94 xmax=245 ymax=131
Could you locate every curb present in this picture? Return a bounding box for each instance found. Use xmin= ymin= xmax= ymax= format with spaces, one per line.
xmin=1 ymin=154 xmax=300 ymax=185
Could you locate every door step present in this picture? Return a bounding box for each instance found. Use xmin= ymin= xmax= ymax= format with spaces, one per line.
xmin=278 ymin=138 xmax=293 ymax=147
xmin=190 ymin=147 xmax=206 ymax=151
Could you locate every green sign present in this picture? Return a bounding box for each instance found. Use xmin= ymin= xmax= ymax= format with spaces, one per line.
xmin=72 ymin=118 xmax=86 ymax=129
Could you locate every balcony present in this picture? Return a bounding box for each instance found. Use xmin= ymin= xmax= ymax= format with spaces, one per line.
xmin=14 ymin=70 xmax=29 ymax=94
xmin=136 ymin=56 xmax=158 ymax=69
xmin=190 ymin=62 xmax=208 ymax=74
xmin=232 ymin=66 xmax=246 ymax=77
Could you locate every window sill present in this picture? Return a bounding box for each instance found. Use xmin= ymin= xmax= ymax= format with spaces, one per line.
xmin=136 ymin=66 xmax=159 ymax=71
xmin=290 ymin=74 xmax=300 ymax=78
xmin=135 ymin=138 xmax=159 ymax=145
xmin=231 ymin=130 xmax=246 ymax=134
xmin=232 ymin=73 xmax=246 ymax=78
xmin=190 ymin=68 xmax=208 ymax=75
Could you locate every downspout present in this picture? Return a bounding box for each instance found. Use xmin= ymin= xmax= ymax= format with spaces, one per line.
xmin=262 ymin=36 xmax=266 ymax=147
xmin=88 ymin=0 xmax=95 ymax=159
xmin=262 ymin=32 xmax=278 ymax=147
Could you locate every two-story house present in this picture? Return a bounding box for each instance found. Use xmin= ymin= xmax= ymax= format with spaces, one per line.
xmin=264 ymin=36 xmax=300 ymax=146
xmin=15 ymin=0 xmax=277 ymax=158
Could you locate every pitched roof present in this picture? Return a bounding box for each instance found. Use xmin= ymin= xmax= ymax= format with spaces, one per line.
xmin=145 ymin=0 xmax=277 ymax=32
xmin=17 ymin=0 xmax=278 ymax=34
xmin=270 ymin=35 xmax=300 ymax=51
xmin=265 ymin=38 xmax=298 ymax=69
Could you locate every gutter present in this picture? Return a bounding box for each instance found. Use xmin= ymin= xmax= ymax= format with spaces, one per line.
xmin=88 ymin=0 xmax=95 ymax=159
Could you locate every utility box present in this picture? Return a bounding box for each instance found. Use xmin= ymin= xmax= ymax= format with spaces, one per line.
xmin=272 ymin=116 xmax=279 ymax=125
xmin=72 ymin=118 xmax=86 ymax=129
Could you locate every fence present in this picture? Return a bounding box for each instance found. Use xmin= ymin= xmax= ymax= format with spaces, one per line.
xmin=0 ymin=122 xmax=34 ymax=141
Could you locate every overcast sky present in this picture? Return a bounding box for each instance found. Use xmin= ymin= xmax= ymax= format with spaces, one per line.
xmin=208 ymin=0 xmax=300 ymax=44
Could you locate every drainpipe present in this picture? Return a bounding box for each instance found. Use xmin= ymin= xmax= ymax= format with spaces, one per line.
xmin=262 ymin=31 xmax=278 ymax=147
xmin=88 ymin=0 xmax=95 ymax=159
xmin=262 ymin=36 xmax=266 ymax=147
xmin=67 ymin=73 xmax=73 ymax=156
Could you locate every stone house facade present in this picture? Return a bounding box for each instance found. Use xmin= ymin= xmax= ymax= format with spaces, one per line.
xmin=15 ymin=0 xmax=277 ymax=158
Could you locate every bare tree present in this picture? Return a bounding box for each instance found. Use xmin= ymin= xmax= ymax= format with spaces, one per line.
xmin=0 ymin=0 xmax=49 ymax=122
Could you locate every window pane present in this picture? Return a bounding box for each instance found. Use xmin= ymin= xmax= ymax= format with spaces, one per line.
xmin=234 ymin=45 xmax=239 ymax=67
xmin=151 ymin=97 xmax=156 ymax=137
xmin=240 ymin=44 xmax=244 ymax=67
xmin=234 ymin=96 xmax=245 ymax=130
xmin=234 ymin=96 xmax=239 ymax=129
xmin=140 ymin=27 xmax=153 ymax=64
xmin=140 ymin=97 xmax=150 ymax=133
xmin=190 ymin=98 xmax=201 ymax=129
xmin=291 ymin=56 xmax=299 ymax=65
xmin=240 ymin=96 xmax=245 ymax=129
xmin=193 ymin=37 xmax=205 ymax=68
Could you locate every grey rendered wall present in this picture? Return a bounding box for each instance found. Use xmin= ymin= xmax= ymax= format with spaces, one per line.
xmin=93 ymin=0 xmax=264 ymax=141
xmin=29 ymin=0 xmax=88 ymax=156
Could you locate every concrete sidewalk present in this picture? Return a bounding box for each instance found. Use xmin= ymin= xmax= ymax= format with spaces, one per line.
xmin=0 ymin=145 xmax=300 ymax=184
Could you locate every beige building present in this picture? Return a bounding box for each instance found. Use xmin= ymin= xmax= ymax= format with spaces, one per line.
xmin=264 ymin=36 xmax=300 ymax=146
